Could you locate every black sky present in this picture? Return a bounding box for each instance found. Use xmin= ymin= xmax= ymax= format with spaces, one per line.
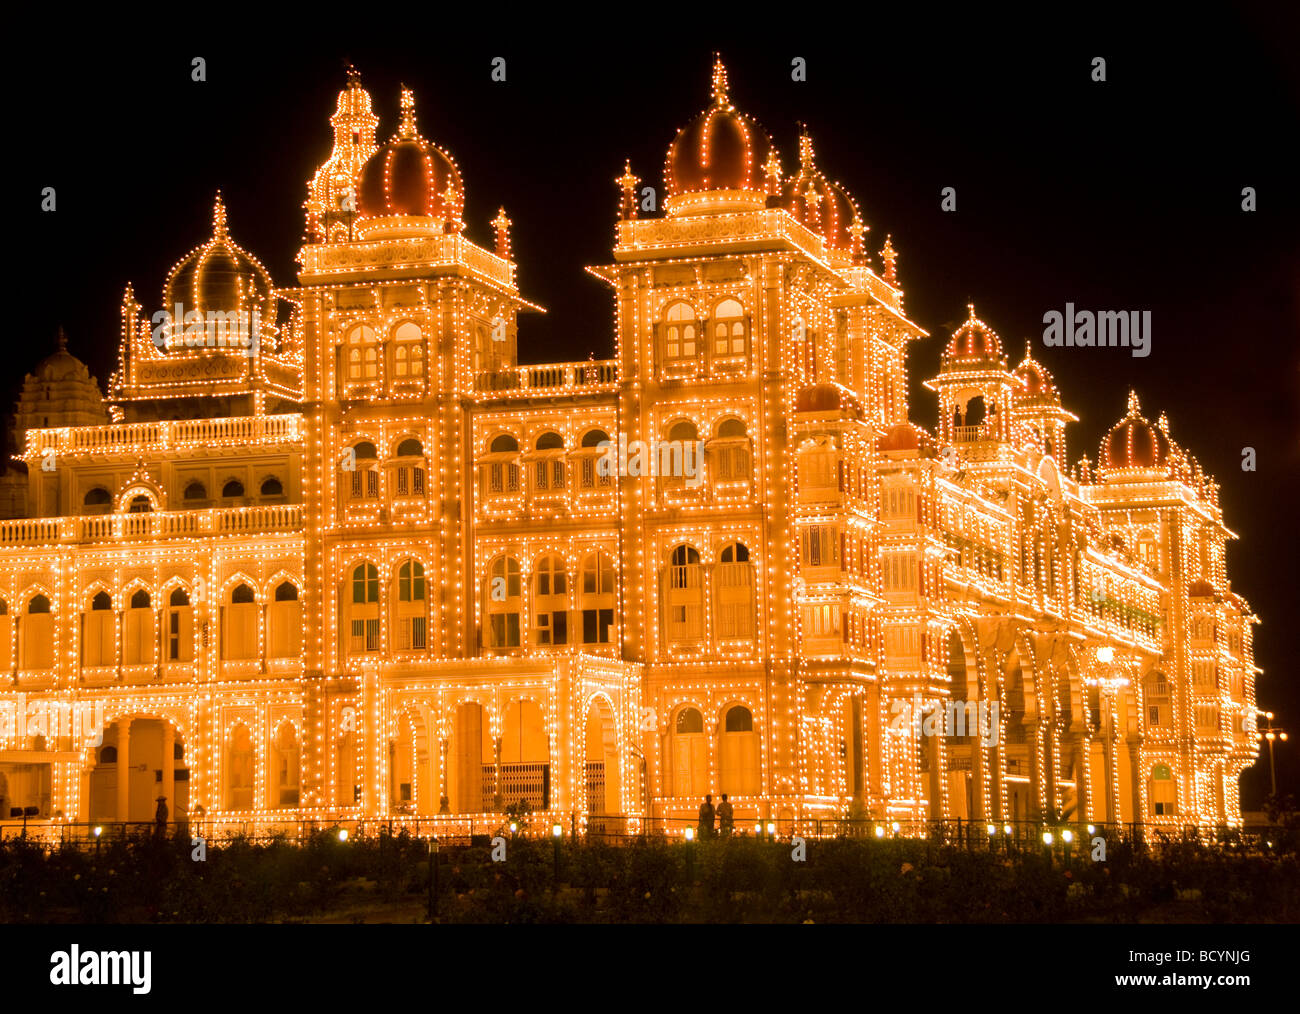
xmin=14 ymin=10 xmax=1300 ymax=805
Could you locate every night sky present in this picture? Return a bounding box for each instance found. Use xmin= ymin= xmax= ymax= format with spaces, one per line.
xmin=14 ymin=12 xmax=1299 ymax=806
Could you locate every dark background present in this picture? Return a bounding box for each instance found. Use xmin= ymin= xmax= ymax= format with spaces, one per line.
xmin=12 ymin=10 xmax=1299 ymax=805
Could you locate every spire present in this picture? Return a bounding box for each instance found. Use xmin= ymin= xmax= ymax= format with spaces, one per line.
xmin=763 ymin=148 xmax=783 ymax=195
xmin=398 ymin=85 xmax=417 ymax=139
xmin=492 ymin=207 xmax=512 ymax=260
xmin=345 ymin=62 xmax=361 ymax=87
xmin=1127 ymin=388 xmax=1141 ymax=416
xmin=56 ymin=325 xmax=68 ymax=353
xmin=880 ymin=234 xmax=898 ymax=286
xmin=1157 ymin=411 xmax=1170 ymax=432
xmin=617 ymin=159 xmax=640 ymax=220
xmin=967 ymin=302 xmax=978 ymax=323
xmin=798 ymin=126 xmax=815 ymax=169
xmin=212 ymin=191 xmax=228 ymax=238
xmin=848 ymin=216 xmax=867 ymax=263
xmin=711 ymin=53 xmax=729 ymax=106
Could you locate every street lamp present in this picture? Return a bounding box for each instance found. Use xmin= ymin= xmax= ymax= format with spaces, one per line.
xmin=1257 ymin=711 xmax=1289 ymax=797
xmin=337 ymin=828 xmax=348 ymax=842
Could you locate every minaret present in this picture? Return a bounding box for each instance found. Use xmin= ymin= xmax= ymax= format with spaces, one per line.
xmin=617 ymin=160 xmax=639 ymax=221
xmin=492 ymin=207 xmax=513 ymax=260
xmin=305 ymin=67 xmax=379 ymax=242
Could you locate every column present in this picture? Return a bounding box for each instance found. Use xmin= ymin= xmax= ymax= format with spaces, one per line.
xmin=162 ymin=722 xmax=175 ymax=826
xmin=116 ymin=717 xmax=132 ymax=823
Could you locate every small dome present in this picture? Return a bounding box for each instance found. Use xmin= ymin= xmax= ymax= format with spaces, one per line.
xmin=1186 ymin=579 xmax=1217 ymax=599
xmin=1100 ymin=391 xmax=1170 ymax=473
xmin=796 ymin=383 xmax=841 ymax=413
xmin=1012 ymin=346 xmax=1059 ymax=404
xmin=162 ymin=194 xmax=276 ymax=326
xmin=781 ymin=132 xmax=862 ymax=254
xmin=666 ymin=57 xmax=773 ymax=198
xmin=15 ymin=329 xmax=108 ymax=435
xmin=356 ymin=88 xmax=463 ymax=228
xmin=878 ymin=422 xmax=923 ymax=453
xmin=944 ymin=304 xmax=1004 ymax=363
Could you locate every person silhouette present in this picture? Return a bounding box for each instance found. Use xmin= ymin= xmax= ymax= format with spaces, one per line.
xmin=697 ymin=794 xmax=715 ymax=839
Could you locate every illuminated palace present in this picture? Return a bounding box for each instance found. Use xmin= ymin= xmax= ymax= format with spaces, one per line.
xmin=0 ymin=61 xmax=1259 ymax=835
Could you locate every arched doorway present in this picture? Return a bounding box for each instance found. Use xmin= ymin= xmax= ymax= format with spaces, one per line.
xmin=449 ymin=702 xmax=493 ymax=813
xmin=584 ymin=697 xmax=621 ymax=818
xmin=501 ymin=699 xmax=549 ymax=811
xmin=86 ymin=717 xmax=187 ymax=822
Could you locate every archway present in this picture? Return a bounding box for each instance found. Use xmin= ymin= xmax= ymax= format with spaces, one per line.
xmin=501 ymin=699 xmax=549 ymax=811
xmin=86 ymin=716 xmax=187 ymax=823
xmin=448 ymin=702 xmax=493 ymax=813
xmin=584 ymin=697 xmax=621 ymax=818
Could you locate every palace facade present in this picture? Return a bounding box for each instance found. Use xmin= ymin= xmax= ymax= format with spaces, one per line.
xmin=0 ymin=61 xmax=1259 ymax=835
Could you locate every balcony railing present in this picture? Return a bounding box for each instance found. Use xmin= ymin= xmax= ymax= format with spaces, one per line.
xmin=24 ymin=414 xmax=302 ymax=459
xmin=0 ymin=505 xmax=304 ymax=546
xmin=474 ymin=360 xmax=618 ymax=398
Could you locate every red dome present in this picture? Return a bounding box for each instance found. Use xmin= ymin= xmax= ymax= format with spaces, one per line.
xmin=944 ymin=305 xmax=1004 ymax=362
xmin=878 ymin=422 xmax=923 ymax=452
xmin=1101 ymin=392 xmax=1170 ymax=472
xmin=781 ymin=133 xmax=860 ymax=252
xmin=356 ymin=89 xmax=463 ymax=227
xmin=1011 ymin=352 xmax=1057 ymax=403
xmin=666 ymin=58 xmax=772 ymax=197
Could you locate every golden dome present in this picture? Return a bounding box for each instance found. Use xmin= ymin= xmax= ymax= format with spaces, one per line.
xmin=781 ymin=132 xmax=862 ymax=254
xmin=1011 ymin=344 xmax=1059 ymax=404
xmin=944 ymin=304 xmax=1004 ymax=363
xmin=161 ymin=194 xmax=276 ymax=325
xmin=356 ymin=87 xmax=463 ymax=229
xmin=1100 ymin=391 xmax=1170 ymax=473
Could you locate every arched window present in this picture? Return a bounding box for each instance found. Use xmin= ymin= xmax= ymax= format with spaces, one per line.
xmin=485 ymin=556 xmax=522 ymax=649
xmin=123 ymin=589 xmax=153 ymax=665
xmin=128 ymin=494 xmax=153 ymax=513
xmin=227 ymin=723 xmax=255 ymax=809
xmin=84 ymin=590 xmax=115 ymax=667
xmin=349 ymin=563 xmax=380 ymax=654
xmin=715 ymin=542 xmax=755 ymax=641
xmin=798 ymin=437 xmax=839 ymax=497
xmin=268 ymin=581 xmax=302 ymax=658
xmin=392 ymin=321 xmax=424 ymax=381
xmin=579 ymin=551 xmax=615 ymax=645
xmin=221 ymin=480 xmax=245 ymax=499
xmin=21 ymin=595 xmax=53 ymax=670
xmin=661 ymin=421 xmax=702 ymax=495
xmin=346 ymin=324 xmax=379 ymax=383
xmin=485 ymin=435 xmax=521 ymax=498
xmin=710 ymin=417 xmax=751 ymax=484
xmin=394 ymin=561 xmax=426 ymax=651
xmin=224 ymin=584 xmax=258 ymax=660
xmin=533 ymin=432 xmax=566 ymax=493
xmin=83 ymin=487 xmax=112 ymax=513
xmin=183 ymin=481 xmax=207 ymax=502
xmin=260 ymin=477 xmax=283 ymax=497
xmin=534 ymin=555 xmax=568 ymax=646
xmin=712 ymin=298 xmax=748 ymax=358
xmin=663 ymin=301 xmax=698 ymax=365
xmin=670 ymin=707 xmax=708 ymax=798
xmin=1150 ymin=763 xmax=1177 ymax=816
xmin=167 ymin=587 xmax=194 ymax=663
xmin=665 ymin=546 xmax=703 ymax=646
xmin=578 ymin=429 xmax=613 ymax=490
xmin=347 ymin=442 xmax=380 ymax=500
xmin=719 ymin=704 xmax=759 ymax=796
xmin=272 ymin=721 xmax=300 ymax=808
xmin=394 ymin=439 xmax=425 ymax=498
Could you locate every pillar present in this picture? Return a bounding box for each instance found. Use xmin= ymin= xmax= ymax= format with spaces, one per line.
xmin=162 ymin=722 xmax=175 ymax=824
xmin=116 ymin=717 xmax=132 ymax=823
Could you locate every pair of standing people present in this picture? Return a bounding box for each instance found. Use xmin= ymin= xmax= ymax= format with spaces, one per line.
xmin=696 ymin=793 xmax=733 ymax=838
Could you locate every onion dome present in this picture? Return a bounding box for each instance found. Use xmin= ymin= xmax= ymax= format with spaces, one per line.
xmin=944 ymin=304 xmax=1005 ymax=364
xmin=1100 ymin=390 xmax=1170 ymax=474
xmin=877 ymin=421 xmax=929 ymax=453
xmin=665 ymin=56 xmax=774 ymax=200
xmin=162 ymin=193 xmax=276 ymax=325
xmin=796 ymin=382 xmax=861 ymax=416
xmin=780 ymin=131 xmax=863 ymax=256
xmin=1011 ymin=343 xmax=1059 ymax=405
xmin=356 ymin=87 xmax=464 ymax=230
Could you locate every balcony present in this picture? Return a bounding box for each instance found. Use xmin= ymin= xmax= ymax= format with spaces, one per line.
xmin=24 ymin=414 xmax=302 ymax=460
xmin=0 ymin=505 xmax=304 ymax=547
xmin=474 ymin=360 xmax=618 ymax=400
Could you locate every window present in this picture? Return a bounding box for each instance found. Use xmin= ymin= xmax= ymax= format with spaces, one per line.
xmin=715 ymin=542 xmax=755 ymax=641
xmin=712 ymin=298 xmax=748 ymax=357
xmin=128 ymin=494 xmax=153 ymax=513
xmin=167 ymin=587 xmax=194 ymax=663
xmin=260 ymin=477 xmax=283 ymax=497
xmin=485 ymin=435 xmax=521 ymax=498
xmin=1150 ymin=764 xmax=1176 ymax=816
xmin=183 ymin=481 xmax=207 ymax=501
xmin=346 ymin=325 xmax=379 ymax=382
xmin=83 ymin=487 xmax=112 ymax=513
xmin=883 ymin=552 xmax=918 ymax=593
xmin=534 ymin=555 xmax=568 ymax=646
xmin=663 ymin=301 xmax=698 ymax=364
xmin=84 ymin=590 xmax=114 ymax=667
xmin=273 ymin=722 xmax=300 ymax=807
xmin=392 ymin=322 xmax=424 ymax=380
xmin=580 ymin=552 xmax=616 ymax=645
xmin=719 ymin=704 xmax=759 ymax=795
xmin=803 ymin=525 xmax=840 ymax=568
xmin=671 ymin=707 xmax=708 ymax=798
xmin=533 ymin=432 xmax=566 ymax=494
xmin=224 ymin=584 xmax=258 ymax=660
xmin=268 ymin=582 xmax=302 ymax=658
xmin=666 ymin=545 xmax=703 ymax=645
xmin=395 ymin=560 xmax=427 ymax=651
xmin=579 ymin=429 xmax=612 ymax=490
xmin=349 ymin=564 xmax=381 ymax=654
xmin=227 ymin=724 xmax=255 ymax=809
xmin=709 ymin=418 xmax=751 ymax=484
xmin=485 ymin=557 xmax=522 ymax=649
xmin=222 ymin=480 xmax=245 ymax=499
xmin=348 ymin=442 xmax=380 ymax=500
xmin=123 ymin=589 xmax=152 ymax=665
xmin=799 ymin=439 xmax=839 ymax=493
xmin=394 ymin=439 xmax=425 ymax=498
xmin=21 ymin=595 xmax=53 ymax=669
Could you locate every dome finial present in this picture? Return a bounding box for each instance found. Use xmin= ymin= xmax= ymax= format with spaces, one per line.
xmin=617 ymin=159 xmax=640 ymax=220
xmin=1127 ymin=388 xmax=1141 ymax=416
xmin=880 ymin=234 xmax=898 ymax=285
xmin=56 ymin=325 xmax=68 ymax=352
xmin=212 ymin=191 xmax=228 ymax=237
xmin=711 ymin=53 xmax=729 ymax=105
xmin=967 ymin=302 xmax=977 ymax=322
xmin=798 ymin=124 xmax=815 ymax=169
xmin=492 ymin=206 xmax=512 ymax=260
xmin=398 ymin=85 xmax=417 ymax=139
